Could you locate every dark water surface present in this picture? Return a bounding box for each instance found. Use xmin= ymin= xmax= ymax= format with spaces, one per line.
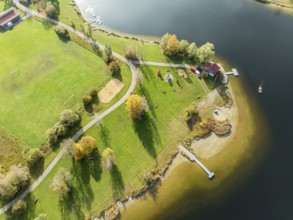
xmin=75 ymin=0 xmax=293 ymax=219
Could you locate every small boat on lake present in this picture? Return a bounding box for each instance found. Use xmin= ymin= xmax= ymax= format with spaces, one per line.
xmin=258 ymin=83 xmax=263 ymax=94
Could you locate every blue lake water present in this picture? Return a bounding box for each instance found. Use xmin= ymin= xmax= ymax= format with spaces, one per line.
xmin=75 ymin=0 xmax=293 ymax=219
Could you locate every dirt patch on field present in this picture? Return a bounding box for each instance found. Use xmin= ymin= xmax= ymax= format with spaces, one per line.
xmin=98 ymin=79 xmax=124 ymax=103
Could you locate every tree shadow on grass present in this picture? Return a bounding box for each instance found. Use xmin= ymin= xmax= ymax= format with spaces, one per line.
xmin=74 ymin=149 xmax=102 ymax=184
xmin=59 ymin=189 xmax=85 ymax=220
xmin=99 ymin=125 xmax=111 ymax=147
xmin=138 ymin=84 xmax=157 ymax=120
xmin=29 ymin=157 xmax=45 ymax=179
xmin=71 ymin=162 xmax=94 ymax=211
xmin=139 ymin=65 xmax=156 ymax=83
xmin=133 ymin=114 xmax=161 ymax=159
xmin=4 ymin=193 xmax=37 ymax=220
xmin=110 ymin=165 xmax=124 ymax=200
xmin=113 ymin=68 xmax=123 ymax=82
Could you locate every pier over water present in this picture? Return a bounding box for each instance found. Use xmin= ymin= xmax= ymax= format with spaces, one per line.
xmin=179 ymin=145 xmax=215 ymax=180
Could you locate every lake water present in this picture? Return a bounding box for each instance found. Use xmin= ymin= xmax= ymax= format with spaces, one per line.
xmin=75 ymin=0 xmax=293 ymax=219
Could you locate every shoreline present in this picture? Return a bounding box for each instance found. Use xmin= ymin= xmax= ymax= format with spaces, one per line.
xmin=120 ymin=75 xmax=270 ymax=219
xmin=255 ymin=0 xmax=293 ymax=12
xmin=98 ymin=82 xmax=240 ymax=219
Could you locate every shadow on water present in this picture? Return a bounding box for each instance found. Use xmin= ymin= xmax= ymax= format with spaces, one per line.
xmin=133 ymin=114 xmax=160 ymax=159
xmin=147 ymin=180 xmax=162 ymax=202
xmin=110 ymin=165 xmax=125 ymax=200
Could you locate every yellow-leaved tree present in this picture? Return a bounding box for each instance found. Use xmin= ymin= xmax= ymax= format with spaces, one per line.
xmin=166 ymin=34 xmax=179 ymax=56
xmin=73 ymin=136 xmax=96 ymax=160
xmin=126 ymin=94 xmax=143 ymax=120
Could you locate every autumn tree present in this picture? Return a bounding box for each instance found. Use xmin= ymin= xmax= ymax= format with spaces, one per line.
xmin=197 ymin=42 xmax=215 ymax=63
xmin=82 ymin=95 xmax=92 ymax=106
xmin=165 ymin=34 xmax=179 ymax=56
xmin=102 ymin=148 xmax=115 ymax=171
xmin=126 ymin=94 xmax=144 ymax=120
xmin=73 ymin=136 xmax=96 ymax=160
xmin=74 ymin=143 xmax=84 ymax=161
xmin=51 ymin=168 xmax=73 ymax=197
xmin=79 ymin=136 xmax=96 ymax=155
xmin=88 ymin=88 xmax=98 ymax=98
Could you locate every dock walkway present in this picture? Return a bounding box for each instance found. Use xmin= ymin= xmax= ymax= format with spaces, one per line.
xmin=179 ymin=145 xmax=215 ymax=179
xmin=225 ymin=68 xmax=239 ymax=76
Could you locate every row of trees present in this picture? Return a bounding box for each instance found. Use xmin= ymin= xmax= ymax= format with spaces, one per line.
xmin=46 ymin=109 xmax=81 ymax=146
xmin=160 ymin=33 xmax=215 ymax=63
xmin=82 ymin=87 xmax=98 ymax=106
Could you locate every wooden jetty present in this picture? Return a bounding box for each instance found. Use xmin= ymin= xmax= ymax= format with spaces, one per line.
xmin=179 ymin=145 xmax=215 ymax=180
xmin=225 ymin=68 xmax=239 ymax=76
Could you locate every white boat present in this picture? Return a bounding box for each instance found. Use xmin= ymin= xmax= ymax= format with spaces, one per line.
xmin=258 ymin=85 xmax=263 ymax=94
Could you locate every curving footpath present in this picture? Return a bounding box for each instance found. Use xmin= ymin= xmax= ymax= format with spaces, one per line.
xmin=0 ymin=1 xmax=207 ymax=213
xmin=0 ymin=0 xmax=137 ymax=214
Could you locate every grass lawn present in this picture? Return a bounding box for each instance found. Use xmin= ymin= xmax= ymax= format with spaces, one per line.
xmin=21 ymin=66 xmax=209 ymax=219
xmin=0 ymin=0 xmax=13 ymax=13
xmin=0 ymin=124 xmax=27 ymax=170
xmin=0 ymin=18 xmax=112 ymax=148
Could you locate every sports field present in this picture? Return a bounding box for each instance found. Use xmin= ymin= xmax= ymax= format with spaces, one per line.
xmin=0 ymin=19 xmax=111 ymax=148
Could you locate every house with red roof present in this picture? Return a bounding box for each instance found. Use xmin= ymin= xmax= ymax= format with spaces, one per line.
xmin=203 ymin=62 xmax=221 ymax=77
xmin=0 ymin=8 xmax=21 ymax=30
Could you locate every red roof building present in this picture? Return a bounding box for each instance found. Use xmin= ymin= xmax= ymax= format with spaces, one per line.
xmin=0 ymin=8 xmax=21 ymax=30
xmin=203 ymin=62 xmax=221 ymax=77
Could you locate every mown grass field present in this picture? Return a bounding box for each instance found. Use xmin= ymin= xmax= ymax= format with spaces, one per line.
xmin=18 ymin=65 xmax=209 ymax=219
xmin=0 ymin=19 xmax=112 ymax=148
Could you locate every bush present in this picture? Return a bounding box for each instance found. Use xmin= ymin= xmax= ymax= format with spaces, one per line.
xmin=59 ymin=109 xmax=80 ymax=127
xmin=79 ymin=136 xmax=96 ymax=155
xmin=82 ymin=95 xmax=92 ymax=106
xmin=45 ymin=3 xmax=57 ymax=19
xmin=88 ymin=88 xmax=98 ymax=98
xmin=46 ymin=123 xmax=68 ymax=145
xmin=124 ymin=45 xmax=138 ymax=60
xmin=11 ymin=199 xmax=26 ymax=216
xmin=55 ymin=26 xmax=70 ymax=40
xmin=0 ymin=165 xmax=31 ymax=200
xmin=108 ymin=59 xmax=120 ymax=76
xmin=33 ymin=213 xmax=48 ymax=220
xmin=51 ymin=168 xmax=73 ymax=197
xmin=46 ymin=127 xmax=59 ymax=145
xmin=27 ymin=149 xmax=44 ymax=171
xmin=184 ymin=105 xmax=199 ymax=123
